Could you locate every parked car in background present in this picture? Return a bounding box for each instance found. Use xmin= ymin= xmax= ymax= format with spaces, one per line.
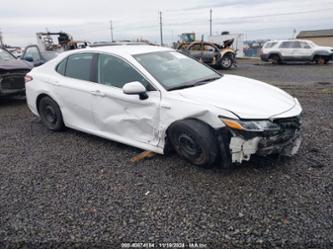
xmin=177 ymin=40 xmax=236 ymax=69
xmin=261 ymin=39 xmax=333 ymax=64
xmin=25 ymin=45 xmax=302 ymax=167
xmin=0 ymin=47 xmax=33 ymax=97
xmin=21 ymin=31 xmax=89 ymax=67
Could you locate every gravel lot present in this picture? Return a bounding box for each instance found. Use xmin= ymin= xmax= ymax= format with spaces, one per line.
xmin=0 ymin=59 xmax=332 ymax=248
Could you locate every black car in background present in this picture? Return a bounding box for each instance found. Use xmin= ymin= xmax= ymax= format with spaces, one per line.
xmin=0 ymin=47 xmax=33 ymax=97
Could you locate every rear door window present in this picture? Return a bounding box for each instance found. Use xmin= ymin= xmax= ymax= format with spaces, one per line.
xmin=56 ymin=58 xmax=67 ymax=75
xmin=279 ymin=42 xmax=293 ymax=48
xmin=65 ymin=53 xmax=94 ymax=81
xmin=291 ymin=42 xmax=301 ymax=48
xmin=300 ymin=42 xmax=311 ymax=49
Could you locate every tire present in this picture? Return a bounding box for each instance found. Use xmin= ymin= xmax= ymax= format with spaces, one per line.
xmin=314 ymin=56 xmax=328 ymax=65
xmin=270 ymin=54 xmax=282 ymax=65
xmin=38 ymin=96 xmax=65 ymax=131
xmin=220 ymin=54 xmax=233 ymax=70
xmin=168 ymin=119 xmax=218 ymax=167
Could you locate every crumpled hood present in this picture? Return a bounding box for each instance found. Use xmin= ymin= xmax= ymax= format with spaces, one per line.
xmin=177 ymin=74 xmax=297 ymax=119
xmin=0 ymin=59 xmax=33 ymax=71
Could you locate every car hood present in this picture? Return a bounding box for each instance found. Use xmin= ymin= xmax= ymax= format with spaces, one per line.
xmin=0 ymin=59 xmax=33 ymax=71
xmin=177 ymin=74 xmax=297 ymax=119
xmin=316 ymin=45 xmax=333 ymax=51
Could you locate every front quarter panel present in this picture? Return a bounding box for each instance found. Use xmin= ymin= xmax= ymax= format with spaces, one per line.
xmin=157 ymin=92 xmax=237 ymax=148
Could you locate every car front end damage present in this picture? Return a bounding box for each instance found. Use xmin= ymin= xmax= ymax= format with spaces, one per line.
xmin=0 ymin=69 xmax=29 ymax=96
xmin=219 ymin=115 xmax=302 ymax=164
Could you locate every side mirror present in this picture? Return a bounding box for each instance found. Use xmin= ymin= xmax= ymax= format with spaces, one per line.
xmin=123 ymin=81 xmax=148 ymax=100
xmin=24 ymin=56 xmax=34 ymax=62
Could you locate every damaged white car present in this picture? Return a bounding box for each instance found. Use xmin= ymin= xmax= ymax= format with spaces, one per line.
xmin=25 ymin=45 xmax=302 ymax=167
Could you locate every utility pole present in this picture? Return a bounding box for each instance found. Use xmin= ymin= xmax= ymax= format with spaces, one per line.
xmin=0 ymin=28 xmax=3 ymax=47
xmin=159 ymin=11 xmax=163 ymax=46
xmin=209 ymin=9 xmax=213 ymax=37
xmin=110 ymin=20 xmax=114 ymax=42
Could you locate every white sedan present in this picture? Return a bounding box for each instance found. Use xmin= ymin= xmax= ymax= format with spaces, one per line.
xmin=25 ymin=45 xmax=302 ymax=167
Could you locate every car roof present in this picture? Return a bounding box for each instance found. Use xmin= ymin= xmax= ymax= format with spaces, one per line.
xmin=87 ymin=45 xmax=173 ymax=56
xmin=266 ymin=39 xmax=312 ymax=43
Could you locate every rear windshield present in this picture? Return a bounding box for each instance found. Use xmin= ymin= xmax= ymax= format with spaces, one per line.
xmin=264 ymin=42 xmax=277 ymax=48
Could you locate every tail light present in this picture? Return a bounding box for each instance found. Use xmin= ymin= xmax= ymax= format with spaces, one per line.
xmin=24 ymin=74 xmax=33 ymax=83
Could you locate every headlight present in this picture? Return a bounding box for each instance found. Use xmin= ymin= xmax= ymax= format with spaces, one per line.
xmin=220 ymin=117 xmax=280 ymax=132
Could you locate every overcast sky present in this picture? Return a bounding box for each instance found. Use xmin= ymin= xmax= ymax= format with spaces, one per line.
xmin=1 ymin=0 xmax=333 ymax=46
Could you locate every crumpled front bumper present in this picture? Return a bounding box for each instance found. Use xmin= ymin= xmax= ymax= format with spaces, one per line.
xmin=0 ymin=72 xmax=26 ymax=97
xmin=229 ymin=131 xmax=302 ymax=163
xmin=226 ymin=116 xmax=302 ymax=163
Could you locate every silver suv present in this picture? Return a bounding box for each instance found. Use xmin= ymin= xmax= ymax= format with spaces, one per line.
xmin=260 ymin=40 xmax=333 ymax=64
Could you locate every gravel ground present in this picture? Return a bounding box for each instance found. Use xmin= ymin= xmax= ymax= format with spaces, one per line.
xmin=0 ymin=59 xmax=332 ymax=249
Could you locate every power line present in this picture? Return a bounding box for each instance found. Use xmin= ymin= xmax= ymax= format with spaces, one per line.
xmin=160 ymin=6 xmax=333 ymax=27
xmin=0 ymin=28 xmax=3 ymax=46
xmin=214 ymin=7 xmax=333 ymax=24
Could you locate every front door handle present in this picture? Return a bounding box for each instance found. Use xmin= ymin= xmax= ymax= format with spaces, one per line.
xmin=90 ymin=90 xmax=105 ymax=97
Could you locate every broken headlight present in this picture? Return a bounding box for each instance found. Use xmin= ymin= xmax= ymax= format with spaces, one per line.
xmin=220 ymin=117 xmax=280 ymax=132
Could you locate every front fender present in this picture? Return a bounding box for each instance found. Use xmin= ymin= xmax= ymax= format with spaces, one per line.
xmin=312 ymin=50 xmax=332 ymax=59
xmin=220 ymin=48 xmax=236 ymax=58
xmin=157 ymin=93 xmax=238 ymax=149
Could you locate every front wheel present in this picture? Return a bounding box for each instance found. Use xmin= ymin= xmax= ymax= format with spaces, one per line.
xmin=38 ymin=96 xmax=65 ymax=131
xmin=168 ymin=119 xmax=218 ymax=167
xmin=314 ymin=56 xmax=329 ymax=65
xmin=270 ymin=54 xmax=282 ymax=65
xmin=220 ymin=54 xmax=233 ymax=70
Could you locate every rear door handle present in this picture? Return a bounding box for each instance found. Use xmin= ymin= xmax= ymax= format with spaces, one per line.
xmin=90 ymin=90 xmax=105 ymax=97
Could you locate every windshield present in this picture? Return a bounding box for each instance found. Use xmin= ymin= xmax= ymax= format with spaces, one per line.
xmin=0 ymin=48 xmax=16 ymax=62
xmin=134 ymin=51 xmax=221 ymax=90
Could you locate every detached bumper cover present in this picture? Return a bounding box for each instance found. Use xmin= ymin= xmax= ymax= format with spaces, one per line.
xmin=228 ymin=116 xmax=302 ymax=163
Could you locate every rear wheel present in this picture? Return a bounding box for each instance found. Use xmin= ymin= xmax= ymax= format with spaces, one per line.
xmin=168 ymin=119 xmax=218 ymax=167
xmin=38 ymin=96 xmax=64 ymax=131
xmin=314 ymin=55 xmax=329 ymax=65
